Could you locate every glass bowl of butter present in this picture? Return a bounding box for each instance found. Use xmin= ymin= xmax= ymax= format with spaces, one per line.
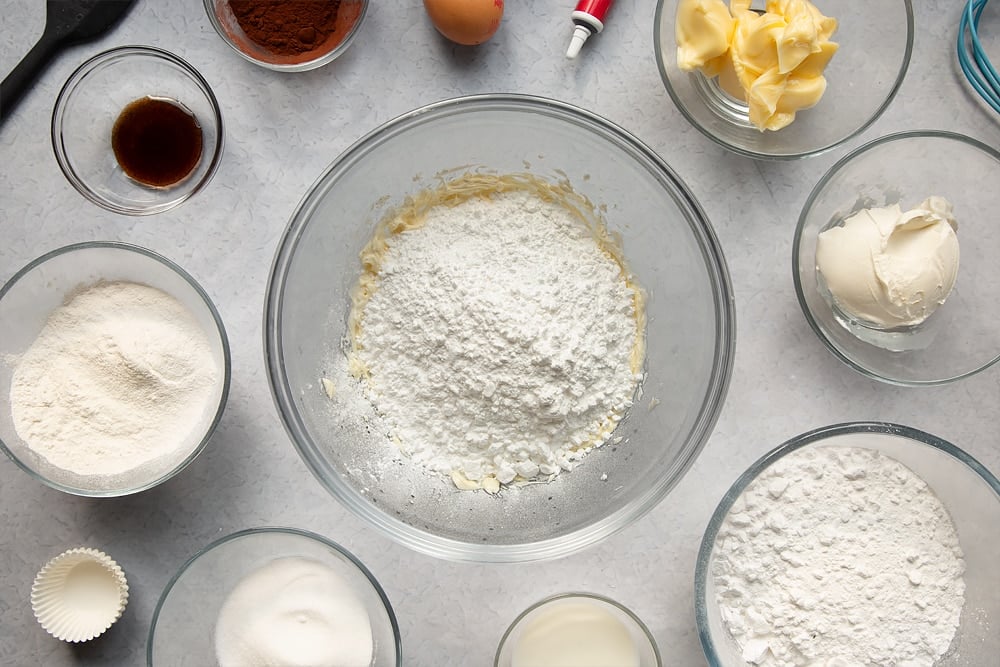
xmin=654 ymin=0 xmax=913 ymax=159
xmin=793 ymin=130 xmax=1000 ymax=385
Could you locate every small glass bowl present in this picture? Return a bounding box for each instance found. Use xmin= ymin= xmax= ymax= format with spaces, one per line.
xmin=147 ymin=527 xmax=401 ymax=666
xmin=653 ymin=0 xmax=913 ymax=159
xmin=0 ymin=242 xmax=231 ymax=496
xmin=204 ymin=0 xmax=369 ymax=71
xmin=51 ymin=46 xmax=223 ymax=216
xmin=495 ymin=592 xmax=662 ymax=667
xmin=695 ymin=422 xmax=1000 ymax=666
xmin=793 ymin=130 xmax=1000 ymax=385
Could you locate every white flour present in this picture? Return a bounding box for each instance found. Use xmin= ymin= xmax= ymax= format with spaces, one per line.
xmin=349 ymin=185 xmax=643 ymax=488
xmin=9 ymin=281 xmax=219 ymax=485
xmin=713 ymin=446 xmax=966 ymax=667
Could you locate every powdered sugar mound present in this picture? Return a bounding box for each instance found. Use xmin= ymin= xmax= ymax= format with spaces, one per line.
xmin=712 ymin=446 xmax=966 ymax=667
xmin=352 ymin=189 xmax=642 ymax=485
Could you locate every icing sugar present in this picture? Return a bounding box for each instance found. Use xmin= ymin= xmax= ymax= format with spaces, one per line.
xmin=713 ymin=445 xmax=966 ymax=666
xmin=348 ymin=184 xmax=643 ymax=489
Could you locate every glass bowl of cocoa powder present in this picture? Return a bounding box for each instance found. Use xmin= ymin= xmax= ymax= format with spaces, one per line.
xmin=204 ymin=0 xmax=369 ymax=71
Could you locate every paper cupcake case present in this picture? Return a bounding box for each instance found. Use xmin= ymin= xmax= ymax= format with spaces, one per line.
xmin=31 ymin=547 xmax=129 ymax=643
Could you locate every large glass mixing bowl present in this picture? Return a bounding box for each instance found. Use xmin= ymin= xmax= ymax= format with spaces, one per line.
xmin=264 ymin=95 xmax=735 ymax=562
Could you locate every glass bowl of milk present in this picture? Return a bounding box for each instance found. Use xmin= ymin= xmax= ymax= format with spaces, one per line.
xmin=495 ymin=592 xmax=661 ymax=667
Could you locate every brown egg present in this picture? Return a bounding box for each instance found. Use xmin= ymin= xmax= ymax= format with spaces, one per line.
xmin=423 ymin=0 xmax=504 ymax=46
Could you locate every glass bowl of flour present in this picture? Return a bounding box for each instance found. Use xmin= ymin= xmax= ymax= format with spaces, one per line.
xmin=0 ymin=242 xmax=230 ymax=496
xmin=265 ymin=94 xmax=736 ymax=562
xmin=695 ymin=422 xmax=1000 ymax=667
xmin=148 ymin=526 xmax=401 ymax=665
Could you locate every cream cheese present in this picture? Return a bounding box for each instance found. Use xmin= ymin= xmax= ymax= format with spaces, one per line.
xmin=816 ymin=196 xmax=960 ymax=328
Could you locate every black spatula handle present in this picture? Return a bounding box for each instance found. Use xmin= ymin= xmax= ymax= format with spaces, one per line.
xmin=0 ymin=31 xmax=63 ymax=127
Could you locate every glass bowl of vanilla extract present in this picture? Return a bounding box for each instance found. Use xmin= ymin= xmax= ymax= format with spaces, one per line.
xmin=51 ymin=46 xmax=224 ymax=216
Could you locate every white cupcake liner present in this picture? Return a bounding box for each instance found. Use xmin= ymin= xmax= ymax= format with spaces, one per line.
xmin=31 ymin=547 xmax=129 ymax=642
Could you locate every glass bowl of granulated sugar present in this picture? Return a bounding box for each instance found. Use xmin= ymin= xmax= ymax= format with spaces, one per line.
xmin=0 ymin=242 xmax=230 ymax=496
xmin=149 ymin=527 xmax=400 ymax=666
xmin=696 ymin=422 xmax=1000 ymax=667
xmin=265 ymin=94 xmax=736 ymax=562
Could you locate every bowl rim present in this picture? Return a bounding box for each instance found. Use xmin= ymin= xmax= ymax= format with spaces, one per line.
xmin=792 ymin=129 xmax=1000 ymax=386
xmin=493 ymin=591 xmax=663 ymax=667
xmin=202 ymin=0 xmax=370 ymax=72
xmin=652 ymin=0 xmax=915 ymax=160
xmin=0 ymin=241 xmax=232 ymax=497
xmin=263 ymin=92 xmax=737 ymax=562
xmin=50 ymin=45 xmax=225 ymax=216
xmin=145 ymin=525 xmax=402 ymax=666
xmin=693 ymin=420 xmax=1000 ymax=665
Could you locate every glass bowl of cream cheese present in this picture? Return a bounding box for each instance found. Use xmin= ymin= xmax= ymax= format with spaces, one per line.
xmin=264 ymin=94 xmax=736 ymax=562
xmin=654 ymin=0 xmax=913 ymax=159
xmin=695 ymin=422 xmax=1000 ymax=667
xmin=794 ymin=130 xmax=1000 ymax=385
xmin=148 ymin=526 xmax=401 ymax=666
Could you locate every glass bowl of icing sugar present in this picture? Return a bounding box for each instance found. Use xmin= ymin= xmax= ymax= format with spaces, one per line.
xmin=148 ymin=526 xmax=401 ymax=666
xmin=0 ymin=242 xmax=230 ymax=496
xmin=264 ymin=94 xmax=736 ymax=562
xmin=695 ymin=422 xmax=1000 ymax=667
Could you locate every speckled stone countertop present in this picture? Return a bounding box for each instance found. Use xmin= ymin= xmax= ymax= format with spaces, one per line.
xmin=1 ymin=1 xmax=998 ymax=665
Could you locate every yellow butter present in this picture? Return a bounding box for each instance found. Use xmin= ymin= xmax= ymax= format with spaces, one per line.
xmin=675 ymin=0 xmax=838 ymax=131
xmin=675 ymin=0 xmax=735 ymax=75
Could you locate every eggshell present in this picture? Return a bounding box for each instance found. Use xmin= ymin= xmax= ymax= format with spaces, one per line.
xmin=424 ymin=0 xmax=504 ymax=46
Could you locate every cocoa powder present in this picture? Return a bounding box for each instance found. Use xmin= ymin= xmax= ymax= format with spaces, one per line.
xmin=223 ymin=0 xmax=363 ymax=64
